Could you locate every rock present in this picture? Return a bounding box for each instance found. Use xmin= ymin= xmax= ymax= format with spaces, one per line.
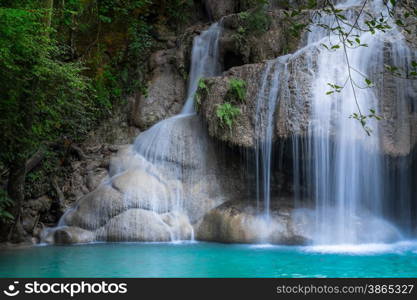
xmin=199 ymin=63 xmax=266 ymax=147
xmin=130 ymin=49 xmax=187 ymax=130
xmin=184 ymin=176 xmax=228 ymax=223
xmin=196 ymin=200 xmax=311 ymax=245
xmin=161 ymin=211 xmax=195 ymax=240
xmin=219 ymin=10 xmax=305 ymax=69
xmin=275 ymin=47 xmax=318 ymax=138
xmin=83 ymin=106 xmax=140 ymax=147
xmin=203 ymin=0 xmax=236 ymax=21
xmin=132 ymin=114 xmax=218 ymax=169
xmin=95 ymin=209 xmax=192 ymax=242
xmin=111 ymin=169 xmax=175 ymax=213
xmin=62 ymin=184 xmax=124 ymax=231
xmin=52 ymin=226 xmax=95 ymax=244
xmin=86 ymin=168 xmax=108 ymax=191
xmin=21 ymin=196 xmax=53 ymax=233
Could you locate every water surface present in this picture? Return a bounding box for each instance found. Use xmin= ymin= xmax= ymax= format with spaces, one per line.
xmin=1 ymin=241 xmax=417 ymax=278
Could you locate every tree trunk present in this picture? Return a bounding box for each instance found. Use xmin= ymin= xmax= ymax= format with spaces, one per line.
xmin=43 ymin=0 xmax=54 ymax=30
xmin=6 ymin=156 xmax=28 ymax=243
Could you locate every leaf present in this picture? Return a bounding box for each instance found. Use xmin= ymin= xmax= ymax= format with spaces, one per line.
xmin=320 ymin=43 xmax=329 ymax=50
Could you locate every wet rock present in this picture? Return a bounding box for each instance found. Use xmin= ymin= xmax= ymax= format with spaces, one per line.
xmin=62 ymin=184 xmax=124 ymax=231
xmin=199 ymin=63 xmax=266 ymax=148
xmin=196 ymin=201 xmax=311 ymax=245
xmin=52 ymin=226 xmax=95 ymax=244
xmin=111 ymin=169 xmax=175 ymax=213
xmin=95 ymin=209 xmax=192 ymax=242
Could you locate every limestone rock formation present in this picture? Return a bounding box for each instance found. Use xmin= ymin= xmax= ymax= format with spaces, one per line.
xmin=42 ymin=115 xmax=244 ymax=244
xmin=199 ymin=47 xmax=317 ymax=148
xmin=196 ymin=200 xmax=312 ymax=244
xmin=130 ymin=49 xmax=187 ymax=130
xmin=219 ymin=10 xmax=305 ymax=69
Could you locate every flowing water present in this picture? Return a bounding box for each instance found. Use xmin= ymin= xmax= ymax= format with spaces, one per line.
xmin=112 ymin=23 xmax=223 ymax=241
xmin=286 ymin=0 xmax=417 ymax=244
xmin=49 ymin=1 xmax=415 ymax=247
xmin=54 ymin=23 xmax=223 ymax=242
xmin=254 ymin=57 xmax=288 ymax=218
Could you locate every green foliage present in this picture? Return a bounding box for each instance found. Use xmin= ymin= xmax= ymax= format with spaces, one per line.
xmin=0 ymin=7 xmax=94 ymax=165
xmin=0 ymin=189 xmax=14 ymax=222
xmin=228 ymin=79 xmax=247 ymax=103
xmin=194 ymin=78 xmax=209 ymax=111
xmin=238 ymin=4 xmax=271 ymax=34
xmin=216 ymin=103 xmax=241 ymax=131
xmin=233 ymin=1 xmax=271 ymax=46
xmin=350 ymin=109 xmax=383 ymax=136
xmin=165 ymin=0 xmax=194 ymax=26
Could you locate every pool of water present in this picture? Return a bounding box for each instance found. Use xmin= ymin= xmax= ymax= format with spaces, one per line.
xmin=1 ymin=241 xmax=417 ymax=277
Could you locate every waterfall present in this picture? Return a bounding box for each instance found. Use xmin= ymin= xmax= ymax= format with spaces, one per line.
xmin=254 ymin=56 xmax=288 ymax=219
xmin=290 ymin=0 xmax=416 ymax=244
xmin=182 ymin=23 xmax=222 ymax=114
xmin=115 ymin=23 xmax=223 ymax=241
xmin=52 ymin=23 xmax=223 ymax=243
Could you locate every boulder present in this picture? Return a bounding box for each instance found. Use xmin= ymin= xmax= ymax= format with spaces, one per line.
xmin=52 ymin=226 xmax=95 ymax=244
xmin=196 ymin=200 xmax=311 ymax=244
xmin=111 ymin=169 xmax=175 ymax=213
xmin=95 ymin=209 xmax=193 ymax=242
xmin=61 ymin=184 xmax=124 ymax=230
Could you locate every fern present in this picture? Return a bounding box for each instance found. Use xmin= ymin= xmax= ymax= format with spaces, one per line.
xmin=228 ymin=78 xmax=247 ymax=102
xmin=216 ymin=102 xmax=241 ymax=130
xmin=195 ymin=78 xmax=209 ymax=111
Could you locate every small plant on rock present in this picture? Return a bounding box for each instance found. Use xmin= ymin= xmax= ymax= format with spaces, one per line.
xmin=228 ymin=78 xmax=247 ymax=103
xmin=194 ymin=78 xmax=209 ymax=111
xmin=216 ymin=102 xmax=241 ymax=131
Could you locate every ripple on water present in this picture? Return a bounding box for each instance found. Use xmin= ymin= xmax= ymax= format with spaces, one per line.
xmin=302 ymin=240 xmax=417 ymax=255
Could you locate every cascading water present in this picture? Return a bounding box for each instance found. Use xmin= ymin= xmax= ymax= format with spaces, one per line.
xmin=290 ymin=0 xmax=416 ymax=244
xmin=113 ymin=23 xmax=223 ymax=241
xmin=46 ymin=1 xmax=416 ymax=246
xmin=50 ymin=23 xmax=224 ymax=243
xmin=254 ymin=57 xmax=288 ymax=219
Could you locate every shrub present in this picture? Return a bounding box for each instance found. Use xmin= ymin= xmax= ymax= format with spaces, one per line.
xmin=194 ymin=78 xmax=209 ymax=111
xmin=216 ymin=102 xmax=241 ymax=130
xmin=228 ymin=78 xmax=247 ymax=102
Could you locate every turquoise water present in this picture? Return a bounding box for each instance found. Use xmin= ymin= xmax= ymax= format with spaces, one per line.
xmin=1 ymin=241 xmax=417 ymax=278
